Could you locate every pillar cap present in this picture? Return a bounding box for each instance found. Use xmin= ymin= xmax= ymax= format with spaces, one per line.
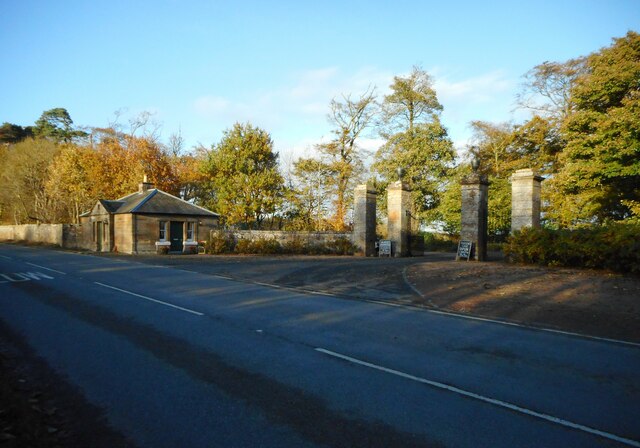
xmin=510 ymin=168 xmax=544 ymax=182
xmin=355 ymin=183 xmax=377 ymax=194
xmin=461 ymin=173 xmax=489 ymax=185
xmin=387 ymin=180 xmax=410 ymax=191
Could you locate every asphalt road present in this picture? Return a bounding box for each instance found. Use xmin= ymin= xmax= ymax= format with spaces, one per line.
xmin=0 ymin=244 xmax=639 ymax=448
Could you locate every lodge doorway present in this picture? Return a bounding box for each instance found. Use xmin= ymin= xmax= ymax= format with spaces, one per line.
xmin=170 ymin=221 xmax=183 ymax=252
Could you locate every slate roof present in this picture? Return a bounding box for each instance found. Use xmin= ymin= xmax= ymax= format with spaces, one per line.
xmin=116 ymin=189 xmax=218 ymax=216
xmin=99 ymin=199 xmax=125 ymax=213
xmin=84 ymin=189 xmax=218 ymax=217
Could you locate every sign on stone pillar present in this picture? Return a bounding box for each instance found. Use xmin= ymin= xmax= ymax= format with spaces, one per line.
xmin=387 ymin=181 xmax=411 ymax=257
xmin=353 ymin=183 xmax=377 ymax=256
xmin=460 ymin=174 xmax=489 ymax=261
xmin=510 ymin=169 xmax=544 ymax=232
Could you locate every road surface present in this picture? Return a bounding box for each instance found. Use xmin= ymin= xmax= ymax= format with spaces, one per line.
xmin=0 ymin=244 xmax=638 ymax=447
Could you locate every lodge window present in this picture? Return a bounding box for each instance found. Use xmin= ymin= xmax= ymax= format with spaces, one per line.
xmin=186 ymin=222 xmax=195 ymax=241
xmin=159 ymin=221 xmax=167 ymax=240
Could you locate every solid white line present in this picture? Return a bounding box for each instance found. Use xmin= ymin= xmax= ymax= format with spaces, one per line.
xmin=25 ymin=262 xmax=66 ymax=275
xmin=94 ymin=282 xmax=204 ymax=316
xmin=315 ymin=348 xmax=640 ymax=447
xmin=421 ymin=307 xmax=640 ymax=348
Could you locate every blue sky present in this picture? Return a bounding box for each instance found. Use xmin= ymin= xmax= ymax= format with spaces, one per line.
xmin=1 ymin=0 xmax=638 ymax=162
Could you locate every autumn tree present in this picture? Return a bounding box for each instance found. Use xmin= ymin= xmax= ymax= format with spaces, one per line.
xmin=294 ymin=88 xmax=376 ymax=230
xmin=374 ymin=66 xmax=455 ymax=224
xmin=200 ymin=123 xmax=284 ymax=228
xmin=284 ymin=158 xmax=333 ymax=231
xmin=0 ymin=138 xmax=59 ymax=223
xmin=517 ymin=58 xmax=588 ymax=122
xmin=45 ymin=144 xmax=98 ymax=223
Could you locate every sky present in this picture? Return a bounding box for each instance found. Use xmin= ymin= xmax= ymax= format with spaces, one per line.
xmin=1 ymin=0 xmax=638 ymax=164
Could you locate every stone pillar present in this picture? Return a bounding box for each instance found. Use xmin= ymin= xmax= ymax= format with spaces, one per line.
xmin=387 ymin=181 xmax=411 ymax=257
xmin=353 ymin=183 xmax=377 ymax=256
xmin=460 ymin=174 xmax=489 ymax=261
xmin=510 ymin=169 xmax=544 ymax=232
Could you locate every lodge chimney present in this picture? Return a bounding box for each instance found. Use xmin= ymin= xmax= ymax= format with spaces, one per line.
xmin=139 ymin=174 xmax=154 ymax=192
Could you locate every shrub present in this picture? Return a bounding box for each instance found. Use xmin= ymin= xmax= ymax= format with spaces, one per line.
xmin=326 ymin=237 xmax=357 ymax=255
xmin=234 ymin=238 xmax=252 ymax=254
xmin=205 ymin=230 xmax=235 ymax=254
xmin=250 ymin=237 xmax=282 ymax=255
xmin=282 ymin=237 xmax=306 ymax=255
xmin=504 ymin=224 xmax=640 ymax=274
xmin=423 ymin=233 xmax=458 ymax=252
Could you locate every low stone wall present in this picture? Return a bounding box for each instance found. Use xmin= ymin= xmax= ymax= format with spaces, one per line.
xmin=0 ymin=224 xmax=84 ymax=249
xmin=219 ymin=230 xmax=353 ymax=245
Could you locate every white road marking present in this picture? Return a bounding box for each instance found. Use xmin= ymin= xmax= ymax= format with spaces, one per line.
xmin=422 ymin=308 xmax=640 ymax=348
xmin=94 ymin=282 xmax=204 ymax=316
xmin=315 ymin=348 xmax=640 ymax=448
xmin=0 ymin=255 xmax=12 ymax=260
xmin=0 ymin=272 xmax=54 ymax=283
xmin=26 ymin=262 xmax=66 ymax=275
xmin=17 ymin=272 xmax=54 ymax=280
xmin=401 ymin=269 xmax=640 ymax=348
xmin=0 ymin=273 xmax=29 ymax=283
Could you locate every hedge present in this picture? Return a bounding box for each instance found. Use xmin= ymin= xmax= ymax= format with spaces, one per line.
xmin=504 ymin=224 xmax=640 ymax=274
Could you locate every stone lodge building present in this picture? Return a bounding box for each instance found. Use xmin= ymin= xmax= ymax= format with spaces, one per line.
xmin=79 ymin=179 xmax=219 ymax=254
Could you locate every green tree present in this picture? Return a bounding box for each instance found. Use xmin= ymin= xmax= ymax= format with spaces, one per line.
xmin=374 ymin=66 xmax=455 ymax=224
xmin=33 ymin=108 xmax=87 ymax=143
xmin=0 ymin=122 xmax=33 ymax=144
xmin=549 ymin=31 xmax=640 ymax=225
xmin=200 ymin=123 xmax=284 ymax=228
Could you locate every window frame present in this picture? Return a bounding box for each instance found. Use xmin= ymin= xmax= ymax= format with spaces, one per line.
xmin=186 ymin=221 xmax=195 ymax=241
xmin=159 ymin=221 xmax=167 ymax=241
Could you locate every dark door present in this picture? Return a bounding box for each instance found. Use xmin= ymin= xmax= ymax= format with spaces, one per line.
xmin=96 ymin=222 xmax=103 ymax=251
xmin=170 ymin=221 xmax=183 ymax=252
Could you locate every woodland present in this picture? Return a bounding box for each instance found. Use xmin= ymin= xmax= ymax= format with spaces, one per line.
xmin=1 ymin=32 xmax=638 ymax=240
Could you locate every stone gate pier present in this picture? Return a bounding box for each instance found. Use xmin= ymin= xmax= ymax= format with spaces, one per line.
xmin=511 ymin=169 xmax=544 ymax=232
xmin=387 ymin=180 xmax=411 ymax=257
xmin=460 ymin=173 xmax=489 ymax=261
xmin=353 ymin=183 xmax=377 ymax=256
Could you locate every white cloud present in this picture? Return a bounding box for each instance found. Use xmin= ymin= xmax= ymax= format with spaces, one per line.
xmin=431 ymin=69 xmax=520 ymax=151
xmin=191 ymin=66 xmax=394 ymax=159
xmin=193 ymin=96 xmax=231 ymax=115
xmin=191 ymin=66 xmax=521 ymax=162
xmin=434 ymin=70 xmax=513 ymax=103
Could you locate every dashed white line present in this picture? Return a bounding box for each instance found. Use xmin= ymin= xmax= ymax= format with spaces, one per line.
xmin=0 ymin=255 xmax=12 ymax=260
xmin=315 ymin=348 xmax=640 ymax=448
xmin=94 ymin=282 xmax=204 ymax=316
xmin=25 ymin=262 xmax=66 ymax=275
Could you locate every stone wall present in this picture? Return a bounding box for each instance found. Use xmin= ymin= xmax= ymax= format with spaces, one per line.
xmin=0 ymin=224 xmax=84 ymax=249
xmin=114 ymin=214 xmax=133 ymax=253
xmin=218 ymin=230 xmax=353 ymax=246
